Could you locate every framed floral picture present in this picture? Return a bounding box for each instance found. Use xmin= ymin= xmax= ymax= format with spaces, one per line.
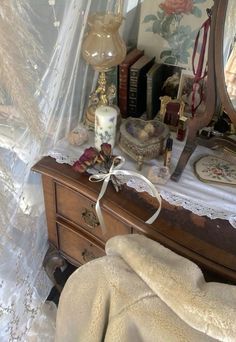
xmin=177 ymin=69 xmax=207 ymax=116
xmin=137 ymin=0 xmax=212 ymax=68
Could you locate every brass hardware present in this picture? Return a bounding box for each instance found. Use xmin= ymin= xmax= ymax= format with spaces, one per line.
xmin=81 ymin=248 xmax=96 ymax=262
xmin=81 ymin=208 xmax=99 ymax=228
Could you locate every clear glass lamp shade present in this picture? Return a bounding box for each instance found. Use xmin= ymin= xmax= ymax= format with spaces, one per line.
xmin=82 ymin=13 xmax=126 ymax=72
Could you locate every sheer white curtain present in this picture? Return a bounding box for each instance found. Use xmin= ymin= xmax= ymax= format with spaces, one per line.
xmin=0 ymin=0 xmax=140 ymax=341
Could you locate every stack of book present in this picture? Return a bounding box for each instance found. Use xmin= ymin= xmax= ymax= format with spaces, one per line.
xmin=117 ymin=47 xmax=182 ymax=120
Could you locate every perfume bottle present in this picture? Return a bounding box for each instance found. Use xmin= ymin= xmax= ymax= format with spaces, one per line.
xmin=164 ymin=137 xmax=173 ymax=167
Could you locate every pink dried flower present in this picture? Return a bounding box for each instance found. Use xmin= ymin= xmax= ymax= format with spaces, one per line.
xmin=73 ymin=144 xmax=116 ymax=174
xmin=79 ymin=156 xmax=93 ymax=167
xmin=83 ymin=147 xmax=99 ymax=161
xmin=73 ymin=161 xmax=87 ymax=173
xmin=79 ymin=154 xmax=90 ymax=164
xmin=77 ymin=147 xmax=99 ymax=167
xmin=97 ymin=153 xmax=105 ymax=164
xmin=100 ymin=143 xmax=112 ymax=157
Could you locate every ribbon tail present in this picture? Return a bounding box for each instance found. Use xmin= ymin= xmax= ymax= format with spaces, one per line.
xmin=146 ymin=204 xmax=161 ymax=224
xmin=90 ymin=159 xmax=162 ymax=235
xmin=114 ymin=170 xmax=162 ymax=224
xmin=142 ymin=177 xmax=162 ymax=224
xmin=95 ymin=176 xmax=110 ymax=232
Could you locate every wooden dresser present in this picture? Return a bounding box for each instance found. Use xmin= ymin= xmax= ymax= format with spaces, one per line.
xmin=32 ymin=156 xmax=236 ymax=287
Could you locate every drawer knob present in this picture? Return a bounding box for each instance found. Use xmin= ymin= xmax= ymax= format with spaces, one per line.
xmin=81 ymin=248 xmax=96 ymax=262
xmin=81 ymin=208 xmax=100 ymax=229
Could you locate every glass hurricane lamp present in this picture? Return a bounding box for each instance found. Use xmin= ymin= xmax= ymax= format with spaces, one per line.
xmin=82 ymin=0 xmax=126 ymax=129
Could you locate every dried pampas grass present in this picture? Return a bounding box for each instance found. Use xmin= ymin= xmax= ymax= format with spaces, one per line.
xmin=0 ymin=0 xmax=45 ymax=139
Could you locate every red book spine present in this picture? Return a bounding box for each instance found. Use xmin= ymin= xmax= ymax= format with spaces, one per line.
xmin=118 ymin=63 xmax=130 ymax=118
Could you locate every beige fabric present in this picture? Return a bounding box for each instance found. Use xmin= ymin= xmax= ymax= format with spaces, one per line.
xmin=55 ymin=235 xmax=236 ymax=342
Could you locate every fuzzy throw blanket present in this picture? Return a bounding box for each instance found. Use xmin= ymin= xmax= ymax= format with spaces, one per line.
xmin=55 ymin=235 xmax=236 ymax=342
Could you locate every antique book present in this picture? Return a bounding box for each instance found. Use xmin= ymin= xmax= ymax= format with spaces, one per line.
xmin=128 ymin=55 xmax=155 ymax=117
xmin=146 ymin=63 xmax=163 ymax=120
xmin=118 ymin=48 xmax=144 ymax=117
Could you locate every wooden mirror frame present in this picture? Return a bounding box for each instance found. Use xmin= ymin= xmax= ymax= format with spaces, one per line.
xmin=171 ymin=0 xmax=236 ymax=182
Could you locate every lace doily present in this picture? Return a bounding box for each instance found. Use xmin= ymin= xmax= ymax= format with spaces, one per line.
xmin=47 ymin=134 xmax=236 ymax=226
xmin=126 ymin=176 xmax=233 ymax=220
xmin=119 ymin=176 xmax=234 ymax=224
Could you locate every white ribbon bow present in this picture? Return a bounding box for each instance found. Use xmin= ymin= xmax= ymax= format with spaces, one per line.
xmin=89 ymin=156 xmax=162 ymax=231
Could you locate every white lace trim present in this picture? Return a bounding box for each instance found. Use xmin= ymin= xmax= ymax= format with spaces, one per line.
xmin=48 ymin=151 xmax=77 ymax=165
xmin=161 ymin=191 xmax=234 ymax=221
xmin=47 ymin=138 xmax=236 ymax=228
xmin=124 ymin=177 xmax=235 ymax=222
xmin=47 ymin=141 xmax=236 ymax=227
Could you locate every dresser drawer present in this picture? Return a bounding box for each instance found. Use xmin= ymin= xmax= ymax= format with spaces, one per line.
xmin=57 ymin=224 xmax=105 ymax=265
xmin=55 ymin=183 xmax=131 ymax=241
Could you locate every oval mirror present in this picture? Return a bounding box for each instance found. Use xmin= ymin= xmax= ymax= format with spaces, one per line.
xmin=172 ymin=0 xmax=236 ymax=182
xmin=224 ymin=0 xmax=236 ymax=112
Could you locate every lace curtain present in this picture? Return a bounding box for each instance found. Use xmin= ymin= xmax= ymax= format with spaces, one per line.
xmin=0 ymin=0 xmax=140 ymax=340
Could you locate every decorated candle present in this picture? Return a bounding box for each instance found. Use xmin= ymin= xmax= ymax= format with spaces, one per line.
xmin=95 ymin=105 xmax=118 ymax=149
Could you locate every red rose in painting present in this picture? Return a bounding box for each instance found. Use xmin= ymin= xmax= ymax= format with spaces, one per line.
xmin=159 ymin=0 xmax=193 ymax=14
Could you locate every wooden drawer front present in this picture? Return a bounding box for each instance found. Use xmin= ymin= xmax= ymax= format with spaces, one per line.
xmin=57 ymin=224 xmax=105 ymax=264
xmin=55 ymin=183 xmax=131 ymax=241
xmin=56 ymin=183 xmax=96 ymax=226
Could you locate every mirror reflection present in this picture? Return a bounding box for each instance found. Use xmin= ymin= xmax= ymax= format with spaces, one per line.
xmin=224 ymin=0 xmax=236 ymax=109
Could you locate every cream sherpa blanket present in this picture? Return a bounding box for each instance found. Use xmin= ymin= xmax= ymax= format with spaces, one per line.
xmin=55 ymin=235 xmax=236 ymax=342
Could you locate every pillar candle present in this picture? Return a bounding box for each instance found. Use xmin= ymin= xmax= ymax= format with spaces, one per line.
xmin=95 ymin=105 xmax=118 ymax=150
